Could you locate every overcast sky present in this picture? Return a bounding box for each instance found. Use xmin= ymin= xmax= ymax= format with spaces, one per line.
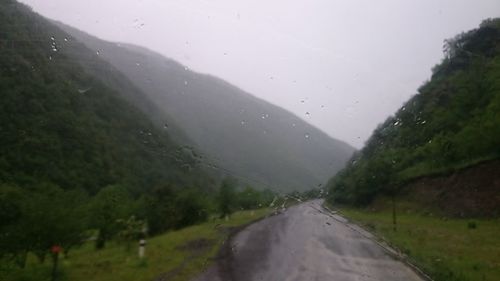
xmin=20 ymin=0 xmax=500 ymax=147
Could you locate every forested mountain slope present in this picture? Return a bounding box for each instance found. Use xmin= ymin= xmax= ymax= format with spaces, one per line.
xmin=0 ymin=1 xmax=210 ymax=195
xmin=56 ymin=23 xmax=355 ymax=191
xmin=327 ymin=19 xmax=500 ymax=206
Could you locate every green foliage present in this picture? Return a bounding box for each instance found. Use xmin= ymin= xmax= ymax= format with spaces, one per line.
xmin=340 ymin=205 xmax=500 ymax=281
xmin=217 ymin=178 xmax=237 ymax=218
xmin=173 ymin=188 xmax=210 ymax=229
xmin=0 ymin=1 xmax=211 ymax=196
xmin=56 ymin=22 xmax=355 ymax=193
xmin=1 ymin=208 xmax=272 ymax=281
xmin=236 ymin=186 xmax=274 ymax=210
xmin=0 ymin=0 xmax=218 ymax=271
xmin=88 ymin=185 xmax=134 ymax=249
xmin=467 ymin=221 xmax=478 ymax=230
xmin=328 ymin=19 xmax=500 ymax=205
xmin=0 ymin=184 xmax=88 ymax=266
xmin=116 ymin=216 xmax=146 ymax=251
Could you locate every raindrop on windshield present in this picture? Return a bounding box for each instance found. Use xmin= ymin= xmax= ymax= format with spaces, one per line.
xmin=77 ymin=87 xmax=92 ymax=94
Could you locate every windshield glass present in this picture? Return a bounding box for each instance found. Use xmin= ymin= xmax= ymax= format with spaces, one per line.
xmin=2 ymin=1 xmax=499 ymax=281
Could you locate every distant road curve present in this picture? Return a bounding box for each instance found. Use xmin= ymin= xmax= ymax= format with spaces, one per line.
xmin=194 ymin=200 xmax=425 ymax=281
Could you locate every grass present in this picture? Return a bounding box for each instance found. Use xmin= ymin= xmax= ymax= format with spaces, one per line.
xmin=1 ymin=208 xmax=271 ymax=281
xmin=335 ymin=203 xmax=500 ymax=281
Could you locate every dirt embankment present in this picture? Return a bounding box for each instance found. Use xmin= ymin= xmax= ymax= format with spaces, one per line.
xmin=404 ymin=159 xmax=500 ymax=217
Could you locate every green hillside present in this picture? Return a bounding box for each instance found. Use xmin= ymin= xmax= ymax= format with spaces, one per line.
xmin=0 ymin=1 xmax=209 ymax=195
xmin=327 ymin=19 xmax=500 ymax=205
xmin=55 ymin=23 xmax=355 ymax=192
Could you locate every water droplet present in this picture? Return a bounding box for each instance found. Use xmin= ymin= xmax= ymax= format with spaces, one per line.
xmin=305 ymin=133 xmax=310 ymax=139
xmin=96 ymin=50 xmax=100 ymax=55
xmin=163 ymin=123 xmax=169 ymax=129
xmin=77 ymin=87 xmax=92 ymax=94
xmin=64 ymin=38 xmax=68 ymax=42
xmin=292 ymin=123 xmax=296 ymax=127
xmin=184 ymin=81 xmax=188 ymax=85
xmin=240 ymin=121 xmax=246 ymax=125
xmin=136 ymin=62 xmax=141 ymax=66
xmin=305 ymin=112 xmax=310 ymax=116
xmin=421 ymin=120 xmax=427 ymax=124
xmin=50 ymin=36 xmax=55 ymax=41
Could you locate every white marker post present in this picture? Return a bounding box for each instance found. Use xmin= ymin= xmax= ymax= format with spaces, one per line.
xmin=139 ymin=239 xmax=146 ymax=258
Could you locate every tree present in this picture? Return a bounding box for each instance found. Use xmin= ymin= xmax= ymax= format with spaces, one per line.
xmin=116 ymin=216 xmax=145 ymax=251
xmin=143 ymin=184 xmax=177 ymax=235
xmin=0 ymin=184 xmax=89 ymax=267
xmin=217 ymin=178 xmax=237 ymax=218
xmin=173 ymin=188 xmax=209 ymax=228
xmin=88 ymin=185 xmax=132 ymax=249
xmin=237 ymin=186 xmax=262 ymax=210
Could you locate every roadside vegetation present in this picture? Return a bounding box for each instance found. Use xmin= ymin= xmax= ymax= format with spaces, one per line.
xmin=327 ymin=18 xmax=500 ymax=205
xmin=1 ymin=208 xmax=272 ymax=281
xmin=0 ymin=175 xmax=287 ymax=281
xmin=0 ymin=2 xmax=282 ymax=281
xmin=325 ymin=18 xmax=500 ymax=281
xmin=337 ymin=199 xmax=500 ymax=281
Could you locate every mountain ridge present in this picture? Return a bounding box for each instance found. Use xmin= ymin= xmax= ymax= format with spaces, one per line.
xmin=56 ymin=21 xmax=355 ymax=191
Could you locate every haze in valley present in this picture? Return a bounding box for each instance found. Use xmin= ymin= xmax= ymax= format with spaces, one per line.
xmin=19 ymin=0 xmax=500 ymax=147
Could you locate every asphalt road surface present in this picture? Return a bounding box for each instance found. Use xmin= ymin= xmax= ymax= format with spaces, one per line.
xmin=194 ymin=200 xmax=425 ymax=281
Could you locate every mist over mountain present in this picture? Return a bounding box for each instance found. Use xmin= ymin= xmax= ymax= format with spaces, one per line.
xmin=57 ymin=23 xmax=355 ymax=191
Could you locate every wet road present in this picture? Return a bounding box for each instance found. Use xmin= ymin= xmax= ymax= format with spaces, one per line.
xmin=195 ymin=200 xmax=425 ymax=281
